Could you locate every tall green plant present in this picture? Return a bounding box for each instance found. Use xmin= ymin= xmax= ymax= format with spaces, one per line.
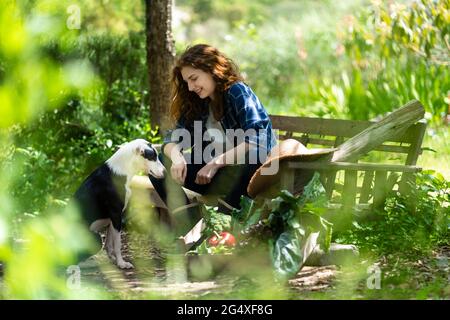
xmin=336 ymin=0 xmax=449 ymax=121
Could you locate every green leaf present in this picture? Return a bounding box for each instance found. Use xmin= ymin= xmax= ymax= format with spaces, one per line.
xmin=201 ymin=204 xmax=232 ymax=236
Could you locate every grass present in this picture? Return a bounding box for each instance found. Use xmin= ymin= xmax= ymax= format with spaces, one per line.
xmin=418 ymin=126 xmax=450 ymax=180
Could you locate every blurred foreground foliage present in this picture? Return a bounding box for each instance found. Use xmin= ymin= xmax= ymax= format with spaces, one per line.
xmin=0 ymin=0 xmax=158 ymax=299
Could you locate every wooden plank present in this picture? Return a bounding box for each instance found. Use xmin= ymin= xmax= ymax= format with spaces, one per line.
xmin=359 ymin=171 xmax=374 ymax=204
xmin=342 ymin=133 xmax=358 ymax=209
xmin=334 ymin=183 xmax=385 ymax=198
xmin=404 ymin=120 xmax=427 ymax=165
xmin=334 ymin=183 xmax=370 ymax=196
xmin=386 ymin=172 xmax=401 ymax=193
xmin=399 ymin=120 xmax=427 ymax=194
xmin=343 ymin=169 xmax=358 ymax=207
xmin=334 ymin=182 xmax=343 ymax=193
xmin=288 ymin=161 xmax=421 ymax=172
xmin=298 ymin=137 xmax=412 ymax=154
xmin=324 ymin=172 xmax=336 ymax=199
xmin=280 ymin=166 xmax=295 ymax=193
xmin=373 ymin=171 xmax=388 ymax=208
xmin=324 ymin=136 xmax=344 ymax=199
xmin=270 ymin=115 xmax=373 ymax=138
xmin=332 ymin=100 xmax=425 ymax=162
xmin=270 ymin=113 xmax=426 ymax=144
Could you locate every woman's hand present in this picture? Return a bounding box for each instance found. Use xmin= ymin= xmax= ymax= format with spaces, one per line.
xmin=195 ymin=161 xmax=223 ymax=185
xmin=165 ymin=143 xmax=187 ymax=185
xmin=170 ymin=157 xmax=187 ymax=185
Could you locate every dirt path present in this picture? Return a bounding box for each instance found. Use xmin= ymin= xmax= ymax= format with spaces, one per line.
xmin=75 ymin=232 xmax=450 ymax=299
xmin=75 ymin=232 xmax=341 ymax=298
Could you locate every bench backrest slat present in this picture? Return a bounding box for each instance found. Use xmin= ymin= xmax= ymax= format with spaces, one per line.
xmin=270 ymin=115 xmax=426 ymax=144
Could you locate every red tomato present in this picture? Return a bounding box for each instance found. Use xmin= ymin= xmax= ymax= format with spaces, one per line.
xmin=208 ymin=232 xmax=236 ymax=247
xmin=208 ymin=235 xmax=220 ymax=246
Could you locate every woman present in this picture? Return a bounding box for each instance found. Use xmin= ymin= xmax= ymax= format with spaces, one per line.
xmin=149 ymin=44 xmax=276 ymax=239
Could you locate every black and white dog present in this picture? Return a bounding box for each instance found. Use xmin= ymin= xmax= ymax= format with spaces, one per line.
xmin=74 ymin=139 xmax=165 ymax=269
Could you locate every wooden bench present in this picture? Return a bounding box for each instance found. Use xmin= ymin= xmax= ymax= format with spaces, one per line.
xmin=131 ymin=100 xmax=426 ymax=215
xmin=271 ymin=100 xmax=427 ymax=210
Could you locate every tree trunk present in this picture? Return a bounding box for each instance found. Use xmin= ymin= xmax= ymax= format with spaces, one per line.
xmin=145 ymin=0 xmax=175 ymax=132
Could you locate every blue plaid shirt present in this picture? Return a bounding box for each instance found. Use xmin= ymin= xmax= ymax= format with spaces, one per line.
xmin=163 ymin=82 xmax=276 ymax=157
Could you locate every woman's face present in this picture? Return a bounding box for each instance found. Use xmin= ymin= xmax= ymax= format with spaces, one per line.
xmin=181 ymin=66 xmax=216 ymax=100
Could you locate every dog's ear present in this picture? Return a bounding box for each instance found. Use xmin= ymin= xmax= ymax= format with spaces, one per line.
xmin=142 ymin=147 xmax=157 ymax=161
xmin=134 ymin=145 xmax=156 ymax=160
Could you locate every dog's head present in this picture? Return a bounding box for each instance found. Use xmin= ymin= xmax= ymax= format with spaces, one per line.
xmin=118 ymin=139 xmax=165 ymax=178
xmin=133 ymin=139 xmax=165 ymax=179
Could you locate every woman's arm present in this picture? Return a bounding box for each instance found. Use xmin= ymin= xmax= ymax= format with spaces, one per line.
xmin=164 ymin=142 xmax=185 ymax=164
xmin=211 ymin=141 xmax=256 ymax=166
xmin=227 ymin=83 xmax=275 ymax=155
xmin=195 ymin=142 xmax=257 ymax=185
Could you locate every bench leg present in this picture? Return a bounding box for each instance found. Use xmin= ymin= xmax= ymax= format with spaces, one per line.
xmin=281 ymin=167 xmax=295 ymax=194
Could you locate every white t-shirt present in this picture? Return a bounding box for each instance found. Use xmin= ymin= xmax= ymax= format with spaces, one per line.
xmin=205 ymin=107 xmax=233 ymax=156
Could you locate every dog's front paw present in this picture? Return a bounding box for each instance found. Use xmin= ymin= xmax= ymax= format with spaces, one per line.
xmin=117 ymin=260 xmax=134 ymax=269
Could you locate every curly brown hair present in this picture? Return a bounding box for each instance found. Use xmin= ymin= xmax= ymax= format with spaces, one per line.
xmin=170 ymin=44 xmax=244 ymax=124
